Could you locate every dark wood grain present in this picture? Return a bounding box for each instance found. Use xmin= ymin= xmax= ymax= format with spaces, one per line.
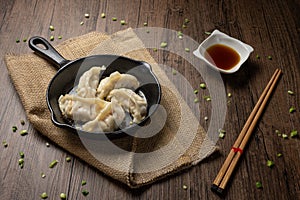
xmin=1 ymin=0 xmax=300 ymax=199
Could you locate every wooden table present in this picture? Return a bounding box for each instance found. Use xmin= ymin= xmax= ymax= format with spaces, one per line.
xmin=1 ymin=0 xmax=299 ymax=199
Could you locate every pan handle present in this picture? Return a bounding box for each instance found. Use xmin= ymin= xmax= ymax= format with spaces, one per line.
xmin=29 ymin=36 xmax=70 ymax=69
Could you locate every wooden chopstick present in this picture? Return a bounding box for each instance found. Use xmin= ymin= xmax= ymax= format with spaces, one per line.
xmin=211 ymin=69 xmax=282 ymax=196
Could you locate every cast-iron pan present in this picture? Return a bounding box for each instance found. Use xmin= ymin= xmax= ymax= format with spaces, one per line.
xmin=28 ymin=36 xmax=161 ymax=139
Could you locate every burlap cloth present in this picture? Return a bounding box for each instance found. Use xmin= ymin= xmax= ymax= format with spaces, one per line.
xmin=5 ymin=28 xmax=216 ymax=188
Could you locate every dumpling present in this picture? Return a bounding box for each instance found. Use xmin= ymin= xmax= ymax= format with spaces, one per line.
xmin=58 ymin=94 xmax=107 ymax=122
xmin=96 ymin=71 xmax=139 ymax=99
xmin=82 ymin=98 xmax=126 ymax=132
xmin=107 ymin=88 xmax=147 ymax=123
xmin=76 ymin=66 xmax=104 ymax=98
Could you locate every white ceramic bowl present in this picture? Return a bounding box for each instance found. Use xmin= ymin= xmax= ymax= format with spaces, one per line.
xmin=193 ymin=29 xmax=254 ymax=74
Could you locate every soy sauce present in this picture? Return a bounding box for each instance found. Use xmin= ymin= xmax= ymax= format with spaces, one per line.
xmin=204 ymin=44 xmax=240 ymax=70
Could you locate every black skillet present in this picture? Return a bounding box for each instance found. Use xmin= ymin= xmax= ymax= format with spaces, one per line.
xmin=28 ymin=36 xmax=161 ymax=139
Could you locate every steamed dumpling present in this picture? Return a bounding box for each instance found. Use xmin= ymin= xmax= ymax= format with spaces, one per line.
xmin=76 ymin=66 xmax=104 ymax=98
xmin=82 ymin=98 xmax=126 ymax=132
xmin=58 ymin=94 xmax=107 ymax=122
xmin=107 ymin=88 xmax=147 ymax=123
xmin=96 ymin=71 xmax=139 ymax=99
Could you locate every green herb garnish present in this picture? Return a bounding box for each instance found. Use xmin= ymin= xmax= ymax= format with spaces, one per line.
xmin=84 ymin=13 xmax=90 ymax=18
xmin=41 ymin=192 xmax=48 ymax=199
xmin=112 ymin=17 xmax=117 ymax=21
xmin=66 ymin=157 xmax=71 ymax=162
xmin=160 ymin=42 xmax=168 ymax=48
xmin=282 ymin=133 xmax=288 ymax=139
xmin=2 ymin=141 xmax=8 ymax=148
xmin=19 ymin=151 xmax=24 ymax=158
xmin=101 ymin=13 xmax=105 ymax=18
xmin=219 ymin=133 xmax=225 ymax=139
xmin=50 ymin=36 xmax=54 ymax=41
xmin=277 ymin=153 xmax=282 ymax=157
xmin=287 ymin=90 xmax=294 ymax=95
xmin=143 ymin=22 xmax=148 ymax=26
xmin=199 ymin=83 xmax=206 ymax=89
xmin=182 ymin=184 xmax=188 ymax=190
xmin=289 ymin=106 xmax=296 ymax=113
xmin=82 ymin=190 xmax=89 ymax=196
xmin=20 ymin=130 xmax=28 ymax=136
xmin=290 ymin=130 xmax=298 ymax=138
xmin=204 ymin=31 xmax=211 ymax=35
xmin=12 ymin=126 xmax=17 ymax=132
xmin=256 ymin=181 xmax=262 ymax=189
xmin=81 ymin=180 xmax=87 ymax=186
xmin=267 ymin=55 xmax=272 ymax=60
xmin=185 ymin=48 xmax=190 ymax=52
xmin=267 ymin=160 xmax=274 ymax=168
xmin=60 ymin=193 xmax=67 ymax=199
xmin=120 ymin=20 xmax=126 ymax=25
xmin=194 ymin=89 xmax=198 ymax=94
xmin=49 ymin=25 xmax=54 ymax=31
xmin=49 ymin=159 xmax=58 ymax=168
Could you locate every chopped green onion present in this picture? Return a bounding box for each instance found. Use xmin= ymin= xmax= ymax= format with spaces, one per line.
xmin=49 ymin=159 xmax=58 ymax=168
xmin=267 ymin=160 xmax=274 ymax=167
xmin=84 ymin=13 xmax=90 ymax=18
xmin=120 ymin=20 xmax=126 ymax=25
xmin=184 ymin=18 xmax=190 ymax=24
xmin=219 ymin=133 xmax=225 ymax=139
xmin=81 ymin=180 xmax=87 ymax=186
xmin=101 ymin=13 xmax=105 ymax=18
xmin=194 ymin=98 xmax=199 ymax=103
xmin=2 ymin=141 xmax=8 ymax=148
xmin=185 ymin=48 xmax=190 ymax=52
xmin=19 ymin=151 xmax=24 ymax=158
xmin=172 ymin=69 xmax=177 ymax=75
xmin=143 ymin=22 xmax=148 ymax=26
xmin=282 ymin=133 xmax=288 ymax=139
xmin=41 ymin=192 xmax=48 ymax=199
xmin=204 ymin=31 xmax=211 ymax=35
xmin=277 ymin=153 xmax=282 ymax=157
xmin=177 ymin=31 xmax=183 ymax=39
xmin=49 ymin=25 xmax=54 ymax=31
xmin=256 ymin=54 xmax=260 ymax=59
xmin=16 ymin=39 xmax=20 ymax=43
xmin=18 ymin=158 xmax=24 ymax=165
xmin=203 ymin=95 xmax=211 ymax=101
xmin=112 ymin=17 xmax=117 ymax=21
xmin=23 ymin=38 xmax=27 ymax=42
xmin=290 ymin=130 xmax=298 ymax=138
xmin=66 ymin=157 xmax=71 ymax=162
xmin=20 ymin=120 xmax=25 ymax=125
xmin=267 ymin=55 xmax=272 ymax=60
xmin=58 ymin=36 xmax=62 ymax=39
xmin=182 ymin=184 xmax=188 ymax=190
xmin=82 ymin=190 xmax=89 ymax=196
xmin=41 ymin=172 xmax=46 ymax=178
xmin=227 ymin=93 xmax=232 ymax=97
xmin=256 ymin=181 xmax=262 ymax=189
xmin=60 ymin=193 xmax=67 ymax=199
xmin=80 ymin=21 xmax=84 ymax=25
xmin=289 ymin=107 xmax=296 ymax=113
xmin=20 ymin=129 xmax=28 ymax=136
xmin=50 ymin=36 xmax=54 ymax=41
xmin=275 ymin=129 xmax=281 ymax=136
xmin=153 ymin=48 xmax=158 ymax=52
xmin=160 ymin=42 xmax=168 ymax=48
xmin=218 ymin=129 xmax=226 ymax=133
xmin=182 ymin=24 xmax=187 ymax=28
xmin=12 ymin=126 xmax=18 ymax=132
xmin=287 ymin=90 xmax=294 ymax=95
xmin=194 ymin=89 xmax=198 ymax=94
xmin=199 ymin=83 xmax=206 ymax=89
xmin=146 ymin=30 xmax=150 ymax=33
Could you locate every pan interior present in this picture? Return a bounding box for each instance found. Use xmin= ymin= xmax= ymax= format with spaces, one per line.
xmin=47 ymin=55 xmax=161 ymax=135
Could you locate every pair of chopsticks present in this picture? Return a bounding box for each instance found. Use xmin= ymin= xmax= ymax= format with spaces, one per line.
xmin=211 ymin=69 xmax=282 ymax=196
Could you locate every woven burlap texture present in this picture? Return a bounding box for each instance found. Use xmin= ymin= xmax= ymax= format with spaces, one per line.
xmin=5 ymin=28 xmax=216 ymax=188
